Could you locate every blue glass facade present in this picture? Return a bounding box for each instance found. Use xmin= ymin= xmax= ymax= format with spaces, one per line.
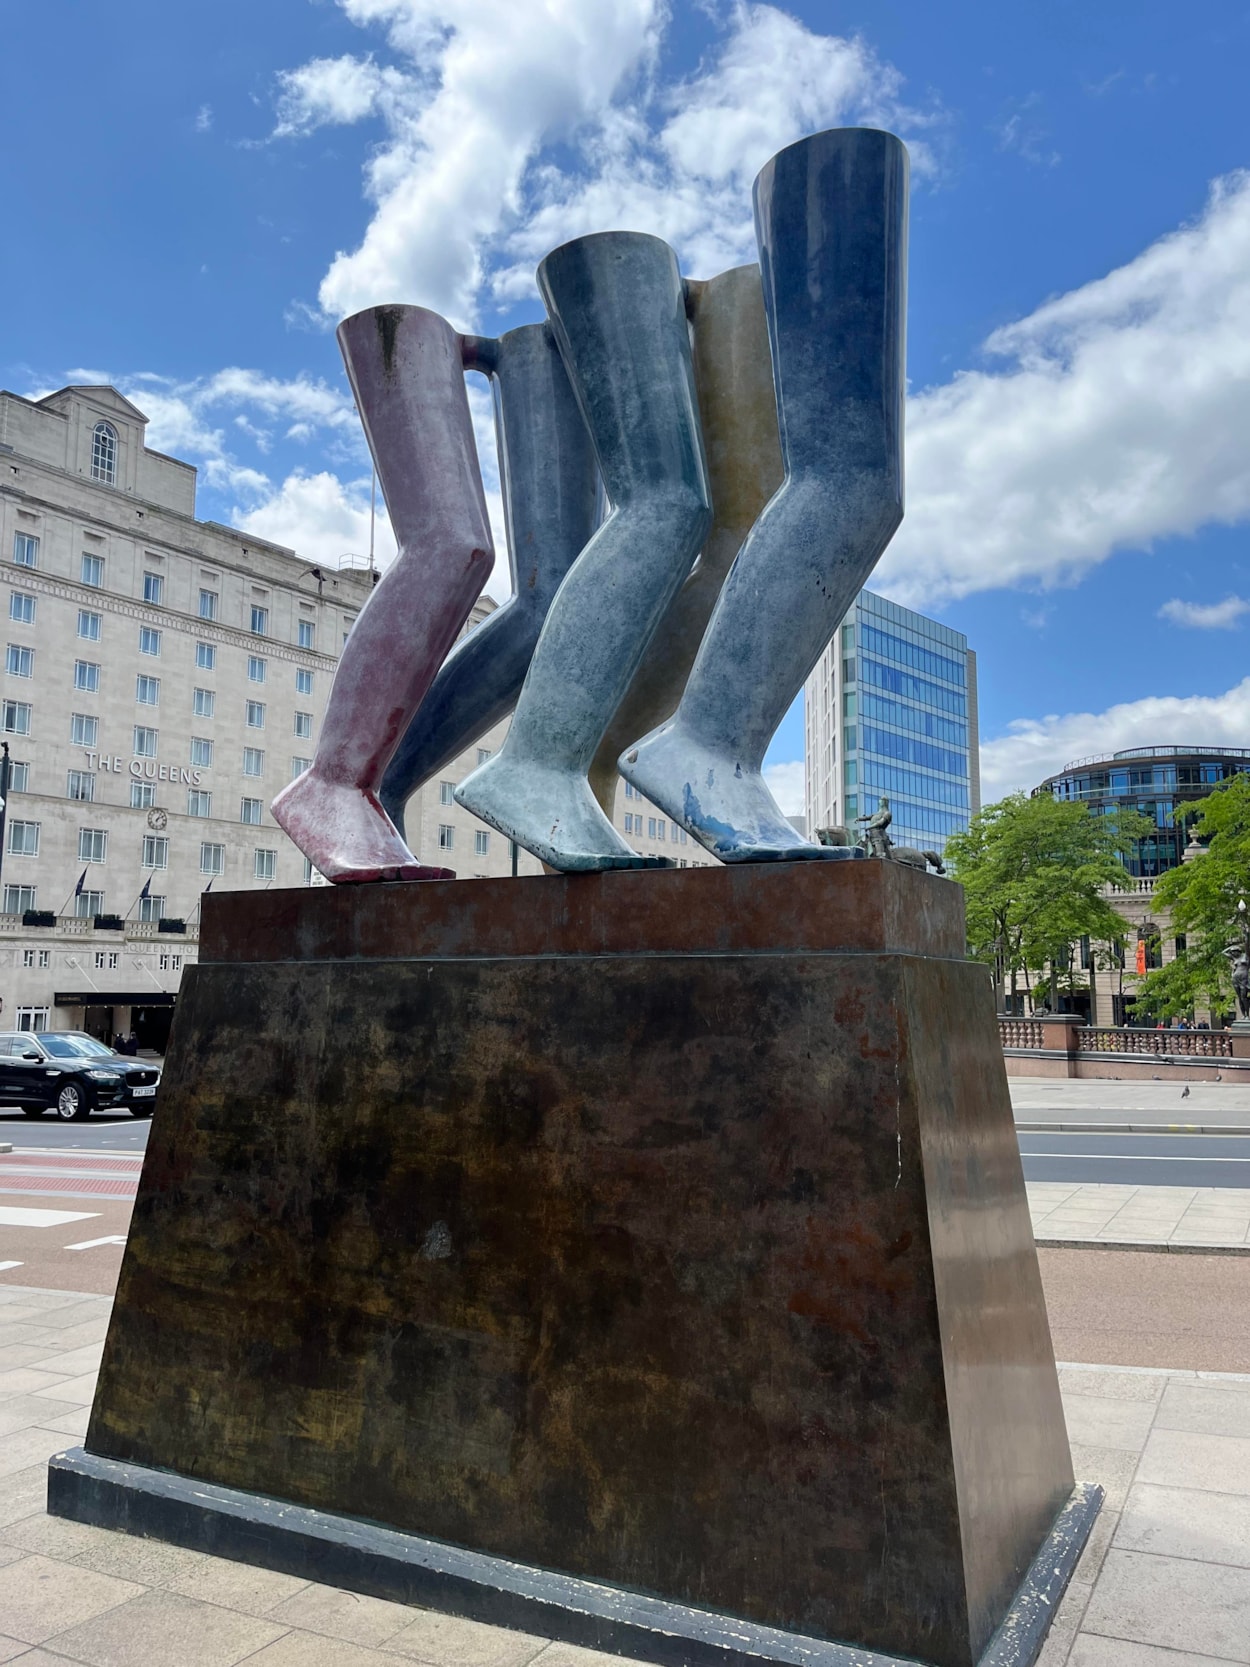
xmin=804 ymin=590 xmax=979 ymax=855
xmin=1037 ymin=747 xmax=1250 ymax=876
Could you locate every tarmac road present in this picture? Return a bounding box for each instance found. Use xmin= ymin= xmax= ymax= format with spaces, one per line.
xmin=0 ymin=1108 xmax=152 ymax=1153
xmin=1020 ymin=1128 xmax=1250 ymax=1188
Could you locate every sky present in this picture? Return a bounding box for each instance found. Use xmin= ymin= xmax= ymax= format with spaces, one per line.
xmin=3 ymin=0 xmax=1250 ymax=813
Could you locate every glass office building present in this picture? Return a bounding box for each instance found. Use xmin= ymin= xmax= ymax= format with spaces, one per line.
xmin=804 ymin=590 xmax=979 ymax=856
xmin=1037 ymin=747 xmax=1250 ymax=877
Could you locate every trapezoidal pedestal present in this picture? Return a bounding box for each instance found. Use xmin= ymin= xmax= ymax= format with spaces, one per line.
xmin=49 ymin=862 xmax=1097 ymax=1667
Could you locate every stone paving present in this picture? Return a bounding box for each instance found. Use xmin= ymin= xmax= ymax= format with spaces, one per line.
xmin=1 ymin=1285 xmax=1248 ymax=1665
xmin=1029 ymin=1181 xmax=1250 ymax=1250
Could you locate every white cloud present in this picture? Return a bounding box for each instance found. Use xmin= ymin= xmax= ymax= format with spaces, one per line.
xmin=274 ymin=2 xmax=930 ymax=327
xmin=234 ymin=470 xmax=394 ymax=569
xmin=195 ymin=104 xmax=213 ymax=133
xmin=763 ymin=759 xmax=805 ymax=815
xmin=1159 ymin=595 xmax=1250 ymax=629
xmin=879 ymin=168 xmax=1250 ymax=608
xmin=980 ymin=678 xmax=1250 ymax=800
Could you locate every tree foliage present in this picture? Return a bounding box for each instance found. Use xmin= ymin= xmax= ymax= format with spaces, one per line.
xmin=1132 ymin=773 xmax=1250 ymax=1020
xmin=945 ymin=793 xmax=1152 ymax=1008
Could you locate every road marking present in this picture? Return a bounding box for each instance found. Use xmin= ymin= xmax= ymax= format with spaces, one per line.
xmin=1022 ymin=1152 xmax=1250 ymax=1164
xmin=65 ymin=1235 xmax=128 ymax=1251
xmin=0 ymin=1261 xmax=23 ymax=1272
xmin=0 ymin=1206 xmax=101 ymax=1227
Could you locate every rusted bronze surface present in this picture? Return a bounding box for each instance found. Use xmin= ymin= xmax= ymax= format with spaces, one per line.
xmin=89 ymin=866 xmax=1069 ymax=1667
xmin=199 ymin=858 xmax=964 ymax=964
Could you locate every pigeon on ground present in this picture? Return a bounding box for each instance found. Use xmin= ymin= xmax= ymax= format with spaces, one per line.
xmin=1181 ymin=1085 xmax=1190 ymax=1098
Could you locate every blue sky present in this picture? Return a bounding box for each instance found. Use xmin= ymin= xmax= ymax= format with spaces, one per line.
xmin=3 ymin=0 xmax=1250 ymax=809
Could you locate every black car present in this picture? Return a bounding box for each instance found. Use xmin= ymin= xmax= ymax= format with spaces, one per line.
xmin=0 ymin=1031 xmax=161 ymax=1120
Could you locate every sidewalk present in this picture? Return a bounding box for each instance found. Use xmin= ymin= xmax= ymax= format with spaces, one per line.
xmin=2 ymin=1285 xmax=1249 ymax=1666
xmin=1029 ymin=1182 xmax=1250 ymax=1250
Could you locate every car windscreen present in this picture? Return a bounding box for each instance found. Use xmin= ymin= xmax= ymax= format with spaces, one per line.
xmin=36 ymin=1033 xmax=114 ymax=1059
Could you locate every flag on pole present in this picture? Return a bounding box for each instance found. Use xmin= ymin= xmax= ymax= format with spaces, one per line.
xmin=73 ymin=868 xmax=88 ymax=896
xmin=205 ymin=879 xmax=214 ymax=894
xmin=139 ymin=877 xmax=151 ymax=901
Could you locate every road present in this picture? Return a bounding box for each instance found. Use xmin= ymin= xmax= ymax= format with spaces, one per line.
xmin=0 ymin=1107 xmax=152 ymax=1153
xmin=1020 ymin=1128 xmax=1250 ymax=1188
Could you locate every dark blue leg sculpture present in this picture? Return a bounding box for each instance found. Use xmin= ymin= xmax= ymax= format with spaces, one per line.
xmin=455 ymin=233 xmax=712 ymax=871
xmin=621 ymin=128 xmax=908 ymax=862
xmin=378 ymin=324 xmax=600 ymax=841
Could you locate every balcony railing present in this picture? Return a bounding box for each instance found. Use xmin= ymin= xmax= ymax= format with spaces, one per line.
xmin=1075 ymin=1026 xmax=1233 ymax=1059
xmin=0 ymin=913 xmax=199 ymax=942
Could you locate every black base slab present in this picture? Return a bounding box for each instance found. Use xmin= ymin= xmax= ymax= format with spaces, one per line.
xmin=48 ymin=1448 xmax=1102 ymax=1667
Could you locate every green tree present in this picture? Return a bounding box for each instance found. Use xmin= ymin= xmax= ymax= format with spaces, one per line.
xmin=945 ymin=793 xmax=1151 ymax=1012
xmin=1133 ymin=773 xmax=1250 ymax=1021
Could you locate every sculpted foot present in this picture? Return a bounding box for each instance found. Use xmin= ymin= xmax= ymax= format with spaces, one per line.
xmin=271 ymin=772 xmax=454 ymax=883
xmin=620 ymin=723 xmax=857 ymax=864
xmin=455 ymin=755 xmax=672 ymax=872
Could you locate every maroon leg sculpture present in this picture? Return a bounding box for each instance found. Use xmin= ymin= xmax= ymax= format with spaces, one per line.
xmin=271 ymin=307 xmax=495 ymax=882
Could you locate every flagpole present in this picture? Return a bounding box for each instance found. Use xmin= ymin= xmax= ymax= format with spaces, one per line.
xmin=58 ymin=867 xmax=90 ymax=918
xmin=126 ymin=877 xmax=153 ymax=922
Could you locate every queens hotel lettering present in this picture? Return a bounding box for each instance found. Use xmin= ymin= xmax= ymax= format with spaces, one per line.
xmin=82 ymin=750 xmax=205 ymax=786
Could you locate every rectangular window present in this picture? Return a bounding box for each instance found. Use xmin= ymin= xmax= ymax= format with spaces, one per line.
xmin=80 ymin=553 xmax=104 ymax=587
xmin=293 ymin=712 xmax=313 ymax=740
xmin=5 ymin=644 xmax=33 ymax=678
xmin=624 ymin=813 xmax=634 ymax=834
xmin=74 ymin=659 xmax=100 ymax=691
xmin=188 ymin=789 xmax=212 ymax=817
xmin=70 ymin=712 xmax=97 ymax=747
xmin=193 ymin=688 xmax=215 ymax=718
xmin=240 ymin=797 xmax=262 ymax=825
xmin=10 ymin=593 xmax=35 ymax=625
xmin=246 ymin=701 xmax=265 ymax=729
xmin=22 ymin=948 xmax=34 ymax=968
xmin=200 ymin=842 xmax=225 ymax=875
xmin=477 ymin=747 xmax=492 ymax=766
xmin=196 ymin=641 xmax=216 ymax=670
xmin=291 ymin=756 xmax=311 ymax=779
xmin=16 ymin=1005 xmax=50 ymax=1030
xmin=250 ymin=605 xmax=269 ymax=636
xmin=297 ymin=620 xmax=315 ymax=649
xmin=254 ymin=848 xmax=277 ymax=880
xmin=133 ymin=725 xmax=158 ymax=757
xmin=78 ymin=827 xmax=107 ymax=863
xmin=190 ymin=736 xmax=213 ymax=766
xmin=77 ymin=608 xmax=101 ymax=640
xmin=474 ymin=830 xmax=489 ymax=857
xmin=242 ymin=747 xmax=264 ymax=777
xmin=2 ymin=700 xmax=32 ymax=735
xmin=199 ymin=589 xmax=218 ymax=620
xmin=66 ymin=770 xmax=95 ymax=802
xmin=439 ymin=780 xmax=455 ymax=806
xmin=142 ymin=835 xmax=169 ymax=869
xmin=74 ymin=889 xmax=105 ymax=918
xmin=656 ymin=820 xmax=666 ymax=841
xmin=843 ymin=690 xmax=857 ymax=722
xmin=142 ymin=571 xmax=164 ymax=605
xmin=139 ymin=626 xmax=161 ymax=656
xmin=12 ymin=533 xmax=38 ymax=568
xmin=247 ymin=655 xmax=266 ymax=684
xmin=438 ymin=824 xmax=455 ymax=850
xmin=135 ymin=674 xmax=159 ymax=706
xmin=130 ymin=781 xmax=156 ymax=809
xmin=647 ymin=817 xmax=657 ymax=838
xmin=295 ymin=668 xmax=313 ymax=696
xmin=9 ymin=760 xmax=27 ymax=791
xmin=3 ymin=884 xmax=36 ymax=913
xmin=138 ymin=894 xmax=166 ymax=922
xmin=8 ymin=819 xmax=39 ymax=856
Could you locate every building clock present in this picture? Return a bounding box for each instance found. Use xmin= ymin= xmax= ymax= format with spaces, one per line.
xmin=146 ymin=808 xmax=169 ymax=831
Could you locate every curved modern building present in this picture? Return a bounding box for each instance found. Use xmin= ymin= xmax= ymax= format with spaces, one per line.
xmin=1036 ymin=746 xmax=1250 ymax=876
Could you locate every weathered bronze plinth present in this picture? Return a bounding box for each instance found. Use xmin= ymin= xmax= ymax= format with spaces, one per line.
xmin=50 ymin=863 xmax=1091 ymax=1667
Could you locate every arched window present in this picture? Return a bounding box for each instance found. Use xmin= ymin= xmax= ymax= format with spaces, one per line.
xmin=91 ymin=422 xmax=117 ymax=485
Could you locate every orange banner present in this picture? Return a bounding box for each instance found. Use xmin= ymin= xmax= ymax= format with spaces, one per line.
xmin=1135 ymin=939 xmax=1147 ymax=976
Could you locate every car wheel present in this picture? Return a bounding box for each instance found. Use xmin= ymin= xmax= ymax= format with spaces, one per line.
xmin=56 ymin=1082 xmax=90 ymax=1121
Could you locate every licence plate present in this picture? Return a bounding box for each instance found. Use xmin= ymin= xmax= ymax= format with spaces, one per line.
xmin=131 ymin=1085 xmax=157 ymax=1097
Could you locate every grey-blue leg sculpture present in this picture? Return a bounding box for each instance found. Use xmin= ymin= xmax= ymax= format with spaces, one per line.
xmin=455 ymin=232 xmax=713 ymax=871
xmin=378 ymin=323 xmax=600 ymax=842
xmin=621 ymin=127 xmax=908 ymax=862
